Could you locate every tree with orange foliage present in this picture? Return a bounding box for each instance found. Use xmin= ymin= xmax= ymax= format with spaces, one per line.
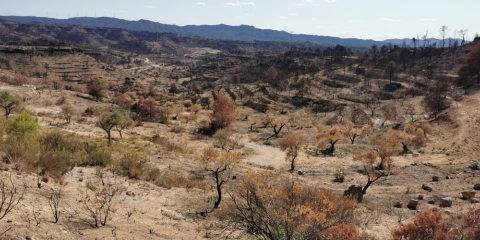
xmin=370 ymin=130 xmax=403 ymax=170
xmin=12 ymin=73 xmax=29 ymax=85
xmin=216 ymin=171 xmax=357 ymax=239
xmin=262 ymin=66 xmax=279 ymax=86
xmin=404 ymin=122 xmax=432 ymax=149
xmin=186 ymin=81 xmax=201 ymax=96
xmin=114 ymin=93 xmax=134 ymax=110
xmin=262 ymin=109 xmax=290 ymax=139
xmin=211 ymin=94 xmax=236 ymax=130
xmin=353 ymin=150 xmax=387 ymax=195
xmin=354 ymin=130 xmax=403 ymax=194
xmin=317 ymin=125 xmax=343 ymax=155
xmin=342 ymin=119 xmax=371 ymax=144
xmin=137 ymin=97 xmax=159 ymax=121
xmin=198 ymin=147 xmax=241 ymax=209
xmin=279 ymin=131 xmax=304 ymax=172
xmin=457 ymin=41 xmax=480 ymax=84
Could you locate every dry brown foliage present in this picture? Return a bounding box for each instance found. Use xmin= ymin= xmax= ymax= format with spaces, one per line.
xmin=370 ymin=130 xmax=403 ymax=167
xmin=214 ymin=171 xmax=357 ymax=239
xmin=211 ymin=94 xmax=236 ymax=130
xmin=278 ymin=131 xmax=305 ymax=171
xmin=317 ymin=124 xmax=343 ymax=155
xmin=191 ymin=103 xmax=202 ymax=114
xmin=342 ymin=119 xmax=371 ymax=144
xmin=12 ymin=73 xmax=29 ymax=86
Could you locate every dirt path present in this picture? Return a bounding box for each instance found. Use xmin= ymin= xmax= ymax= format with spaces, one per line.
xmin=241 ymin=138 xmax=286 ymax=169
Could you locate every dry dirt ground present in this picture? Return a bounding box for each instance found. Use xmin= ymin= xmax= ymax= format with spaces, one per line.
xmin=0 ymin=83 xmax=479 ymax=239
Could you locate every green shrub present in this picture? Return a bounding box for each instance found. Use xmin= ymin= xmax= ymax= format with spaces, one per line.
xmin=334 ymin=168 xmax=346 ymax=182
xmin=417 ymin=148 xmax=426 ymax=154
xmin=263 ymin=140 xmax=274 ymax=146
xmin=470 ymin=160 xmax=479 ymax=170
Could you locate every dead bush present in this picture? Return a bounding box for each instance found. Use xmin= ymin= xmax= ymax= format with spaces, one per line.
xmin=0 ymin=177 xmax=26 ymax=221
xmin=322 ymin=223 xmax=360 ymax=240
xmin=68 ymin=182 xmax=121 ymax=228
xmin=76 ymin=117 xmax=87 ymax=124
xmin=151 ymin=133 xmax=185 ymax=153
xmin=213 ymin=171 xmax=357 ymax=239
xmin=11 ymin=73 xmax=29 ymax=86
xmin=55 ymin=96 xmax=66 ymax=105
xmin=392 ymin=209 xmax=447 ymax=240
xmin=169 ymin=125 xmax=185 ymax=133
xmin=155 ymin=172 xmax=208 ymax=190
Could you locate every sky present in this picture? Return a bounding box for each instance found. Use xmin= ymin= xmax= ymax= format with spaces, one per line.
xmin=1 ymin=0 xmax=479 ymax=41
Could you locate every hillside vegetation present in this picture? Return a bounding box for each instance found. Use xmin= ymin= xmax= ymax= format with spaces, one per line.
xmin=0 ymin=21 xmax=479 ymax=239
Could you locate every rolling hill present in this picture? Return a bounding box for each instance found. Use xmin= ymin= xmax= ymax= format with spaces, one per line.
xmin=0 ymin=16 xmax=440 ymax=48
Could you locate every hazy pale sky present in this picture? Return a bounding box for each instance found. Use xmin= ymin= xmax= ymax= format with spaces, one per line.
xmin=1 ymin=0 xmax=478 ymax=41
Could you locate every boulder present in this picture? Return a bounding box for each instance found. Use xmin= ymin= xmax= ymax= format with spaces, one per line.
xmin=422 ymin=184 xmax=433 ymax=192
xmin=432 ymin=176 xmax=439 ymax=182
xmin=412 ymin=152 xmax=420 ymax=157
xmin=418 ymin=194 xmax=424 ymax=200
xmin=461 ymin=191 xmax=476 ymax=200
xmin=440 ymin=197 xmax=453 ymax=207
xmin=126 ymin=191 xmax=135 ymax=197
xmin=394 ymin=200 xmax=403 ymax=208
xmin=428 ymin=199 xmax=436 ymax=204
xmin=474 ymin=184 xmax=480 ymax=190
xmin=407 ymin=199 xmax=418 ymax=210
xmin=344 ymin=185 xmax=363 ymax=203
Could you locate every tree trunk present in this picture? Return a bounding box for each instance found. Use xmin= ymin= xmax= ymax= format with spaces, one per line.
xmin=350 ymin=134 xmax=358 ymax=144
xmin=362 ymin=180 xmax=374 ymax=195
xmin=213 ymin=171 xmax=223 ymax=209
xmin=290 ymin=158 xmax=295 ymax=172
xmin=107 ymin=131 xmax=111 ymax=146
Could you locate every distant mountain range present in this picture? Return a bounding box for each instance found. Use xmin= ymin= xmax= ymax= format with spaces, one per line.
xmin=0 ymin=16 xmax=445 ymax=48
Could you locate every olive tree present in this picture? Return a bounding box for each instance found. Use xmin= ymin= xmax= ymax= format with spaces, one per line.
xmin=0 ymin=90 xmax=20 ymax=119
xmin=98 ymin=111 xmax=122 ymax=146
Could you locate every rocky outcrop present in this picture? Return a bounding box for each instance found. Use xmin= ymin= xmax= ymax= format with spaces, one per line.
xmin=343 ymin=185 xmax=363 ymax=203
xmin=461 ymin=191 xmax=476 ymax=200
xmin=407 ymin=199 xmax=418 ymax=210
xmin=422 ymin=184 xmax=433 ymax=192
xmin=440 ymin=197 xmax=453 ymax=207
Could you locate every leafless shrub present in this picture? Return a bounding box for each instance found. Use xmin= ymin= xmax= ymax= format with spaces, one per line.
xmin=0 ymin=177 xmax=26 ymax=221
xmin=32 ymin=209 xmax=42 ymax=226
xmin=43 ymin=187 xmax=62 ymax=223
xmin=126 ymin=208 xmax=134 ymax=218
xmin=68 ymin=182 xmax=121 ymax=228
